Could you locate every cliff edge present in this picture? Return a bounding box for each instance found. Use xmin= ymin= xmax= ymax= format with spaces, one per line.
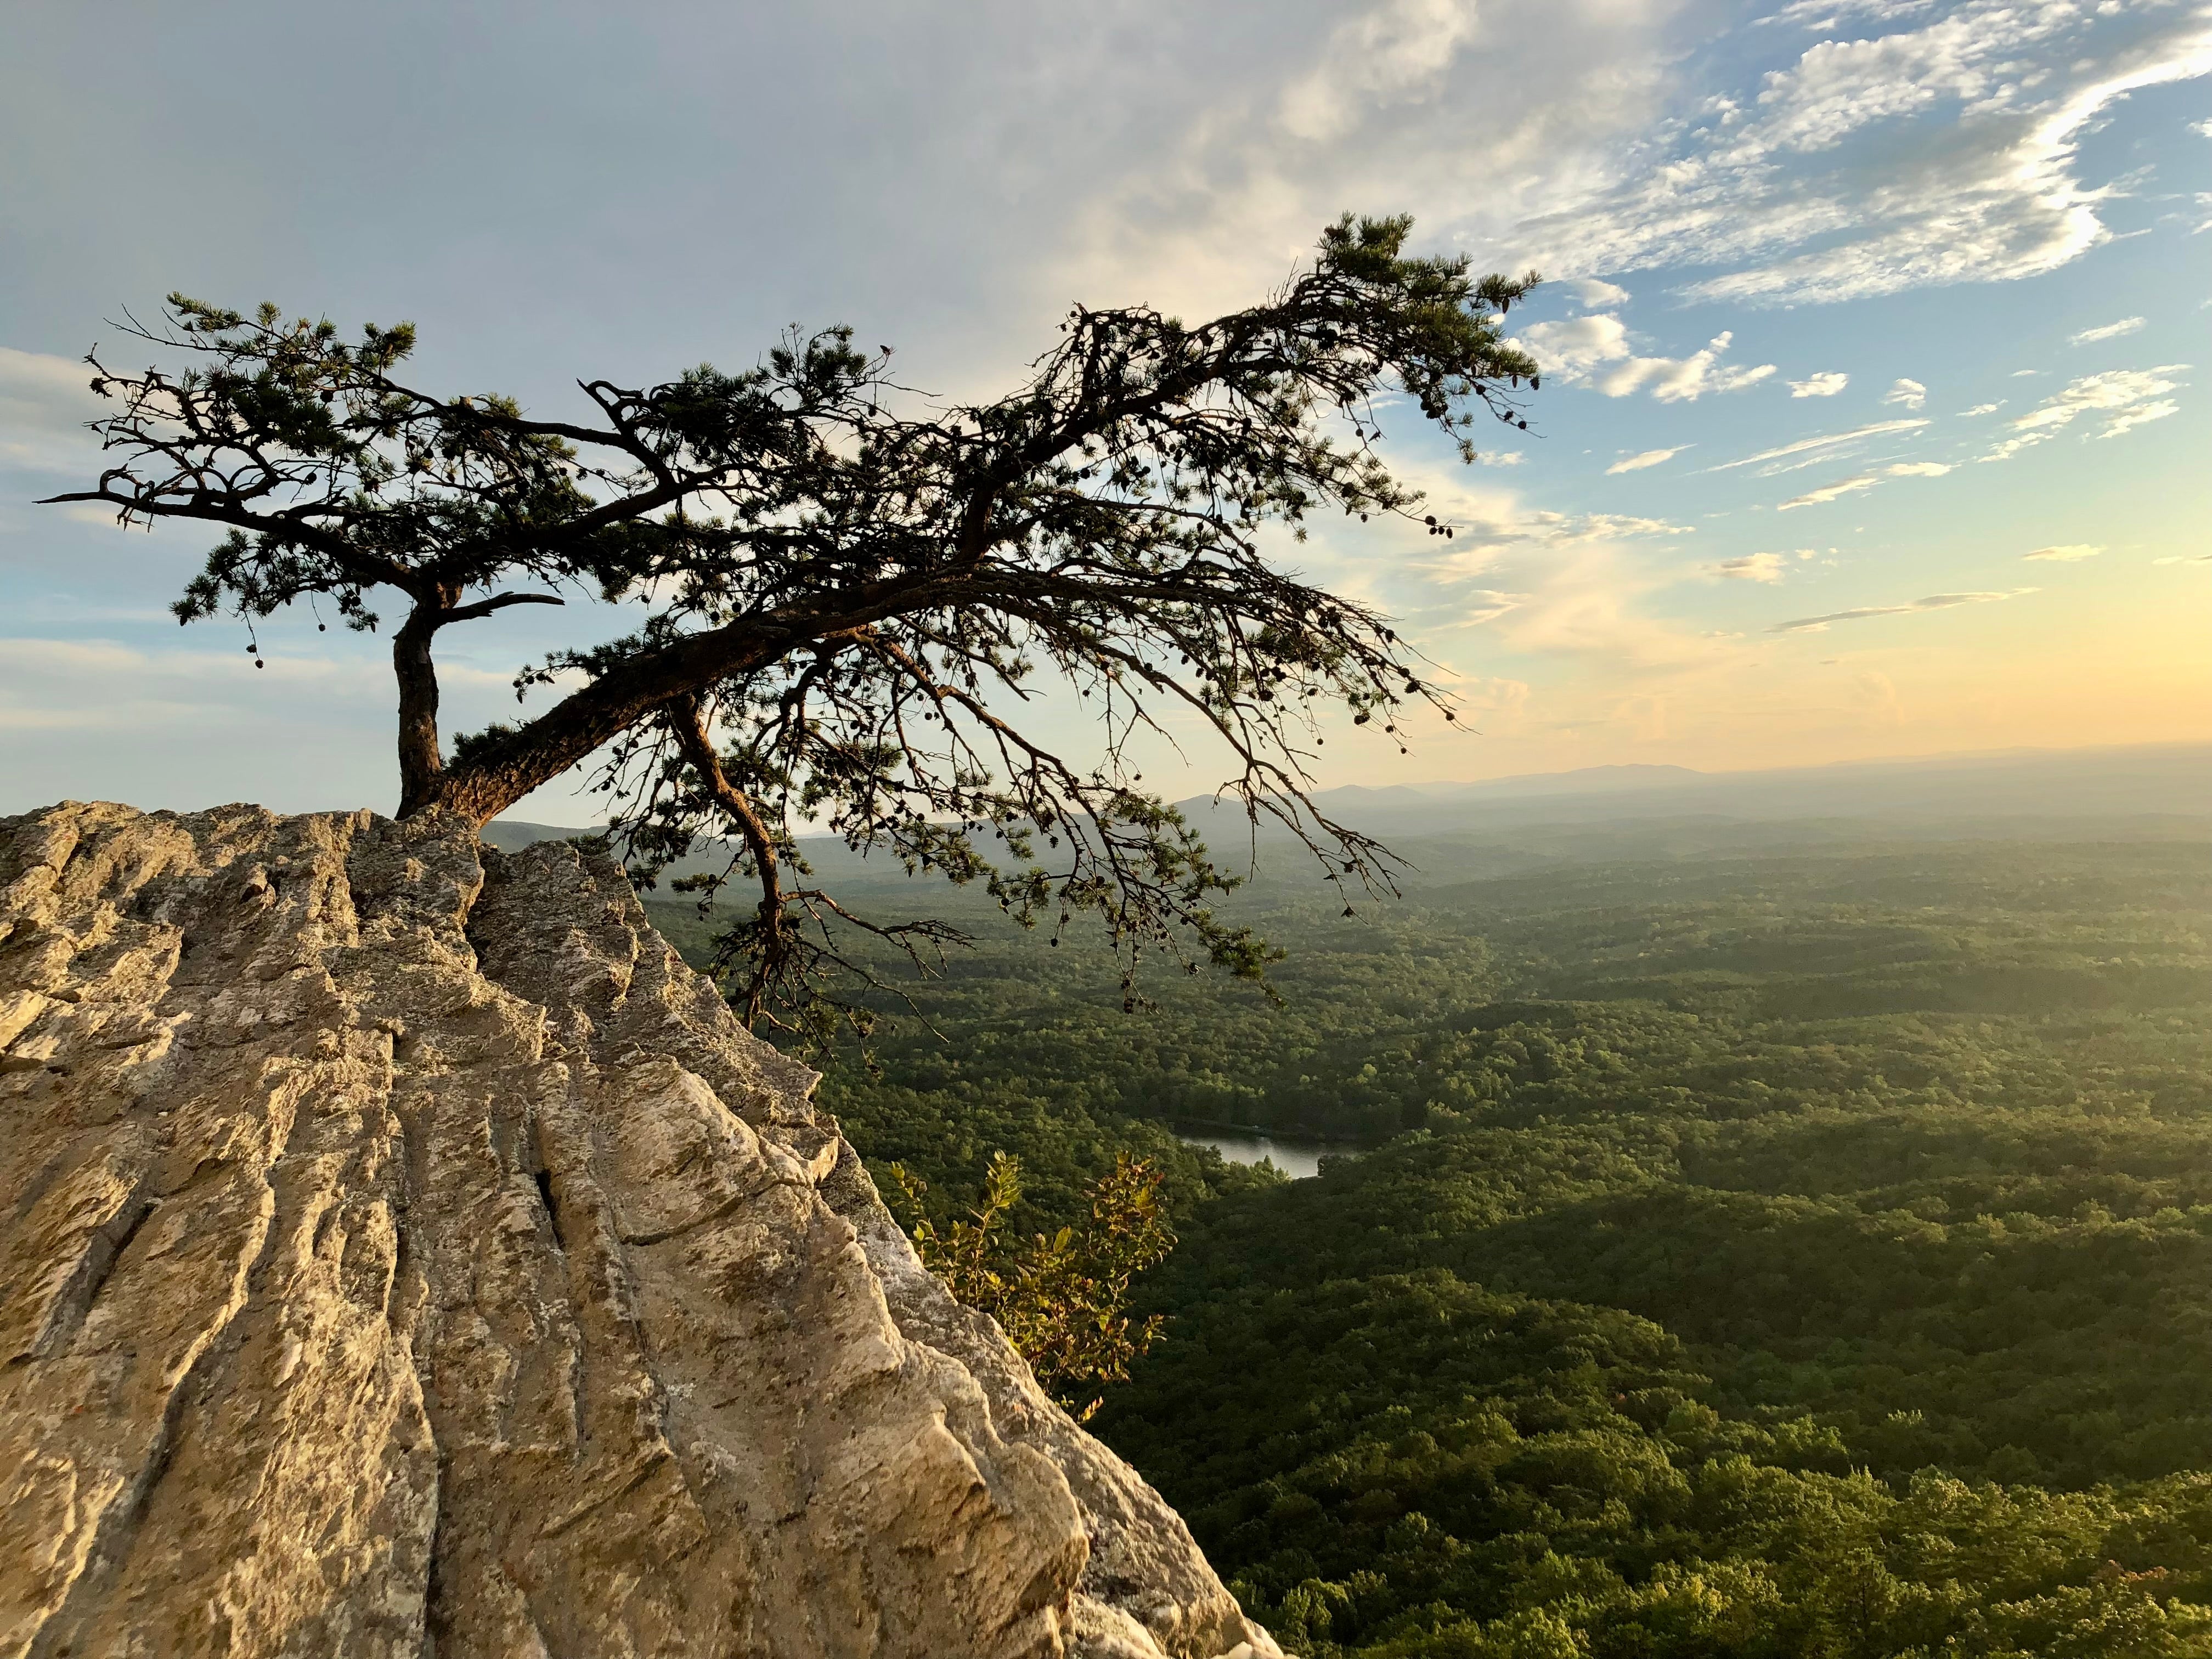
xmin=0 ymin=802 xmax=1283 ymax=1659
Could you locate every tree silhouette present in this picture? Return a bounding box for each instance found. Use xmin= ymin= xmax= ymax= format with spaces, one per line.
xmin=47 ymin=215 xmax=1540 ymax=1036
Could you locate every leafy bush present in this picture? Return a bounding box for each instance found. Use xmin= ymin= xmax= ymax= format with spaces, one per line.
xmin=891 ymin=1150 xmax=1175 ymax=1419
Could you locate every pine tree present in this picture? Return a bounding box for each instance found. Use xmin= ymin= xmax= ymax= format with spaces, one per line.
xmin=48 ymin=216 xmax=1540 ymax=1034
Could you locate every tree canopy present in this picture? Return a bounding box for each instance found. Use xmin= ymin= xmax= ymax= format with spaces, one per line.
xmin=48 ymin=215 xmax=1539 ymax=1035
xmin=708 ymin=831 xmax=2212 ymax=1657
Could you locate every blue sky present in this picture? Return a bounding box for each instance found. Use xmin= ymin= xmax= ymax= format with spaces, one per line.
xmin=1 ymin=0 xmax=2206 ymax=818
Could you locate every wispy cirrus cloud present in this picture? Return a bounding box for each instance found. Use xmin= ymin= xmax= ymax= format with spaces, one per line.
xmin=1438 ymin=589 xmax=1528 ymax=627
xmin=1416 ymin=499 xmax=1696 ymax=571
xmin=1983 ymin=365 xmax=2189 ymax=459
xmin=1705 ymin=417 xmax=1929 ymax=474
xmin=1041 ymin=0 xmax=2212 ymax=370
xmin=2024 ymin=543 xmax=2103 ymax=561
xmin=2070 ymin=317 xmax=2147 ymax=345
xmin=1518 ymin=2 xmax=2212 ymax=307
xmin=1779 ymin=459 xmax=1951 ymax=510
xmin=1606 ymin=445 xmax=1691 ymax=474
xmin=1769 ymin=588 xmax=2035 ymax=633
xmin=1777 ymin=473 xmax=1881 ymax=508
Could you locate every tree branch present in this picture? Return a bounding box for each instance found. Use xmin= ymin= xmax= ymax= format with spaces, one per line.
xmin=442 ymin=591 xmax=566 ymax=626
xmin=665 ymin=695 xmax=788 ymax=1029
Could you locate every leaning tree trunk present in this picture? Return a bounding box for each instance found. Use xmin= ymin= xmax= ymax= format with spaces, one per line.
xmin=391 ymin=606 xmax=448 ymax=820
xmin=0 ymin=802 xmax=1283 ymax=1659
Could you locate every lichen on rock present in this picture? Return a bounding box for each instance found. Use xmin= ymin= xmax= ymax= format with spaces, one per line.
xmin=0 ymin=801 xmax=1284 ymax=1659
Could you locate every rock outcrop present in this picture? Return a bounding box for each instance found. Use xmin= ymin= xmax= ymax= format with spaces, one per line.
xmin=0 ymin=802 xmax=1283 ymax=1659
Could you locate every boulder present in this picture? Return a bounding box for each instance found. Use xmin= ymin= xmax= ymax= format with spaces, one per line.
xmin=0 ymin=802 xmax=1283 ymax=1659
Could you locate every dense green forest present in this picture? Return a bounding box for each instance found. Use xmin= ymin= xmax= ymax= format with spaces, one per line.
xmin=646 ymin=826 xmax=2212 ymax=1657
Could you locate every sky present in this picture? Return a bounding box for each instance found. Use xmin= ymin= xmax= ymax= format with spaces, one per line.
xmin=1 ymin=0 xmax=2207 ymax=820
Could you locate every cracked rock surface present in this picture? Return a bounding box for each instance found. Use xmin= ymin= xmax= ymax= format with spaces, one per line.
xmin=0 ymin=802 xmax=1284 ymax=1659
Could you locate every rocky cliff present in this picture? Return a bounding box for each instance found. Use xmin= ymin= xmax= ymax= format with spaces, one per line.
xmin=0 ymin=802 xmax=1284 ymax=1659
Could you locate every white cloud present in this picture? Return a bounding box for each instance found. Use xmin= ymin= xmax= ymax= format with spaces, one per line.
xmin=1276 ymin=0 xmax=1481 ymax=143
xmin=1431 ymin=673 xmax=1532 ymax=719
xmin=0 ymin=346 xmax=106 ymax=474
xmin=1715 ymin=552 xmax=1790 ymax=582
xmin=1485 ymin=544 xmax=1737 ymax=669
xmin=1037 ymin=0 xmax=1700 ymax=336
xmin=1001 ymin=0 xmax=2208 ymax=384
xmin=1515 ymin=313 xmax=1628 ymax=375
xmin=1706 ymin=417 xmax=1929 ymax=473
xmin=1983 ymin=364 xmax=2190 ymax=458
xmin=1518 ymin=314 xmax=1776 ymax=402
xmin=1762 ymin=1 xmax=1946 ymax=27
xmin=1467 ymin=677 xmax=1531 ymax=718
xmin=1606 ymin=445 xmax=1691 ymax=474
xmin=0 ymin=634 xmax=379 ymax=738
xmin=1788 ymin=372 xmax=1849 ymax=397
xmin=1417 ymin=499 xmax=1696 ymax=569
xmin=2024 ymin=543 xmax=2103 ymax=561
xmin=1352 ymin=465 xmax=1698 ymax=610
xmin=1882 ymin=377 xmax=1927 ymax=410
xmin=0 ymin=637 xmax=151 ymax=676
xmin=1555 ymin=514 xmax=1696 ymax=542
xmin=1444 ymin=589 xmax=1528 ymax=626
xmin=1365 ymin=470 xmax=1728 ymax=675
xmin=1612 ymin=334 xmax=1779 ymax=403
xmin=1768 ymin=589 xmax=2035 ymax=633
xmin=1779 ymin=459 xmax=1951 ymax=509
xmin=1474 ymin=449 xmax=1526 ymax=466
xmin=1563 ymin=278 xmax=1630 ymax=309
xmin=1960 ymin=402 xmax=2004 ymax=416
xmin=1516 ymin=4 xmax=2212 ymax=307
xmin=2100 ymin=399 xmax=2180 ymax=439
xmin=2070 ymin=317 xmax=2147 ymax=345
xmin=1779 ymin=473 xmax=1882 ymax=509
xmin=0 ymin=624 xmax=550 ymax=810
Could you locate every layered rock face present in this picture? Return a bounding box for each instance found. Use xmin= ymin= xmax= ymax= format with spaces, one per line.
xmin=0 ymin=802 xmax=1282 ymax=1659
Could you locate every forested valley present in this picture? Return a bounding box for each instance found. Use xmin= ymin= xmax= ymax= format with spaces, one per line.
xmin=645 ymin=819 xmax=2212 ymax=1658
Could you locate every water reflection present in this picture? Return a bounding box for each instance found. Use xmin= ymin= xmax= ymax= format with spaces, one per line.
xmin=1178 ymin=1130 xmax=1344 ymax=1181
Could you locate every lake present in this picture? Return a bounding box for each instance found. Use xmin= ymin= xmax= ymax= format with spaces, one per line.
xmin=1176 ymin=1129 xmax=1347 ymax=1181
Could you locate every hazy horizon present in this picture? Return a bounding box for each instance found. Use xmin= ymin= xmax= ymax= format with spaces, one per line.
xmin=475 ymin=736 xmax=2212 ymax=852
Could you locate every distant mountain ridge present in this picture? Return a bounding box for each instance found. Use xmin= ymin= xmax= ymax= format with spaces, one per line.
xmin=1403 ymin=764 xmax=1705 ymax=798
xmin=488 ymin=742 xmax=2212 ymax=864
xmin=1258 ymin=743 xmax=2212 ymax=833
